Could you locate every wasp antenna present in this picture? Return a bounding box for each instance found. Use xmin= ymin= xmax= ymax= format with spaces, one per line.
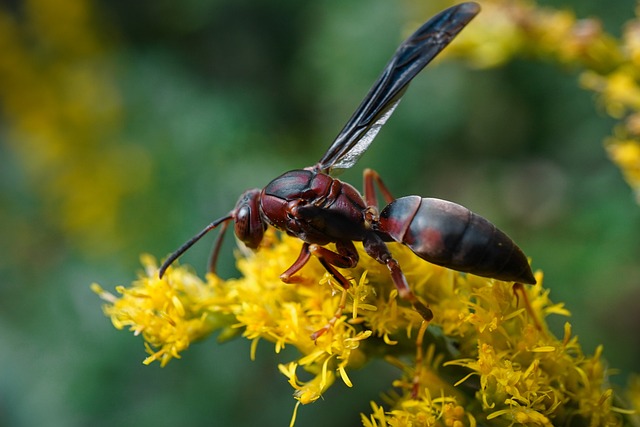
xmin=159 ymin=214 xmax=234 ymax=278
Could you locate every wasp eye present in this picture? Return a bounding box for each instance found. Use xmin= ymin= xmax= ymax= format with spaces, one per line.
xmin=235 ymin=206 xmax=251 ymax=240
xmin=233 ymin=196 xmax=264 ymax=249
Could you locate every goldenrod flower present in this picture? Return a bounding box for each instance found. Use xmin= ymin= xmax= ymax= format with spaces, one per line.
xmin=606 ymin=137 xmax=640 ymax=202
xmin=0 ymin=0 xmax=146 ymax=253
xmin=94 ymin=230 xmax=635 ymax=425
xmin=92 ymin=255 xmax=227 ymax=367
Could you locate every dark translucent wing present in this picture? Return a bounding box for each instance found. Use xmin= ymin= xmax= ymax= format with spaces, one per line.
xmin=314 ymin=2 xmax=480 ymax=173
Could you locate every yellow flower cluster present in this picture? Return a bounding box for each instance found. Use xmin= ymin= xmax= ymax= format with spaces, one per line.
xmin=94 ymin=230 xmax=636 ymax=426
xmin=0 ymin=0 xmax=148 ymax=253
xmin=444 ymin=0 xmax=622 ymax=69
xmin=92 ymin=254 xmax=227 ymax=367
xmin=439 ymin=0 xmax=640 ymax=202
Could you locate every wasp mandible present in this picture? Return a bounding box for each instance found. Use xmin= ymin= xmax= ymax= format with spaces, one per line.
xmin=160 ymin=2 xmax=536 ymax=336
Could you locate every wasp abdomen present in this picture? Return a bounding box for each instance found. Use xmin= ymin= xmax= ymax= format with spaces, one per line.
xmin=379 ymin=196 xmax=535 ymax=284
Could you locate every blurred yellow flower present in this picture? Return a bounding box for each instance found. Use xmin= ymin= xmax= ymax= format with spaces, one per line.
xmin=606 ymin=138 xmax=640 ymax=202
xmin=0 ymin=0 xmax=149 ymax=254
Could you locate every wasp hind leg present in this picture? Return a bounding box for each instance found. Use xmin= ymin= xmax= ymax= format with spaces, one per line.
xmin=513 ymin=282 xmax=544 ymax=332
xmin=363 ymin=232 xmax=433 ymax=321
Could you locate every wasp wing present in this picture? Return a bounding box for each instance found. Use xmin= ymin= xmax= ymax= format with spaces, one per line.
xmin=315 ymin=2 xmax=480 ymax=173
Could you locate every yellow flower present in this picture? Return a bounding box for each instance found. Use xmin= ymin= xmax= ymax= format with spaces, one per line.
xmin=606 ymin=137 xmax=640 ymax=201
xmin=361 ymin=393 xmax=473 ymax=427
xmin=580 ymin=69 xmax=640 ymax=118
xmin=96 ymin=230 xmax=635 ymax=425
xmin=92 ymin=255 xmax=226 ymax=366
xmin=443 ymin=2 xmax=526 ymax=68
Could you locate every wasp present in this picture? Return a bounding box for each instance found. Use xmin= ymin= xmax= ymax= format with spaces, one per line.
xmin=160 ymin=2 xmax=535 ymax=336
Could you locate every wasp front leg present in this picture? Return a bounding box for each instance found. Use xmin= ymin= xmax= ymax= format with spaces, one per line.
xmin=280 ymin=242 xmax=312 ymax=284
xmin=309 ymin=241 xmax=360 ymax=340
xmin=281 ymin=241 xmax=359 ymax=340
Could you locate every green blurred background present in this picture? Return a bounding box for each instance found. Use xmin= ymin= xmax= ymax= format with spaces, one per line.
xmin=1 ymin=0 xmax=638 ymax=426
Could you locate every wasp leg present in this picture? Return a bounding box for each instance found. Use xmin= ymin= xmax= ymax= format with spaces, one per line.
xmin=305 ymin=241 xmax=359 ymax=340
xmin=309 ymin=241 xmax=359 ymax=273
xmin=363 ymin=232 xmax=433 ymax=321
xmin=280 ymin=241 xmax=358 ymax=340
xmin=513 ymin=282 xmax=544 ymax=333
xmin=280 ymin=243 xmax=312 ymax=283
xmin=363 ymin=168 xmax=396 ymax=208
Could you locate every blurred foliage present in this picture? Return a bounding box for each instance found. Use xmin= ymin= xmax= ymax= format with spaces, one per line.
xmin=0 ymin=0 xmax=639 ymax=426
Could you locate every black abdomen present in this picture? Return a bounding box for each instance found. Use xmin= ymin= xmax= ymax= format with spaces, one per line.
xmin=379 ymin=196 xmax=536 ymax=284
